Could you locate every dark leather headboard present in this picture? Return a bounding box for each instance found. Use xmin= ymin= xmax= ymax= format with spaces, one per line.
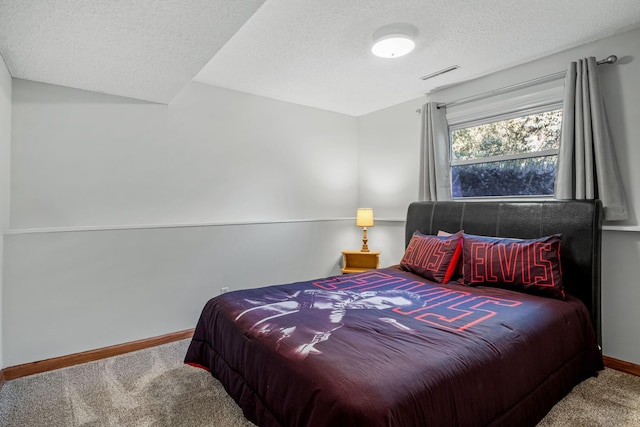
xmin=405 ymin=200 xmax=603 ymax=345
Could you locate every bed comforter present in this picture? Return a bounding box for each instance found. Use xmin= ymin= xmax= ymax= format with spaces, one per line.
xmin=185 ymin=266 xmax=602 ymax=427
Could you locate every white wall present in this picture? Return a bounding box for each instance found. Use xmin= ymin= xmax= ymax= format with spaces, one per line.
xmin=5 ymin=81 xmax=361 ymax=365
xmin=356 ymin=97 xmax=425 ymax=266
xmin=358 ymin=27 xmax=640 ymax=365
xmin=0 ymin=53 xmax=12 ymax=368
xmin=4 ymin=221 xmax=360 ymax=366
xmin=357 ymin=97 xmax=424 ymax=219
xmin=11 ymin=80 xmax=358 ymax=229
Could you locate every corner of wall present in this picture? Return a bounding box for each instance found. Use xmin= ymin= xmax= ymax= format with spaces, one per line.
xmin=355 ymin=96 xmax=425 ymax=218
xmin=0 ymin=52 xmax=12 ymax=369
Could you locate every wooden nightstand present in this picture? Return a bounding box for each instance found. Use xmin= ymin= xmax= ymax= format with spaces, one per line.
xmin=341 ymin=250 xmax=380 ymax=274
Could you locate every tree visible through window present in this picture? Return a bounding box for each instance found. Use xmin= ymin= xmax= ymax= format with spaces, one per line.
xmin=450 ymin=109 xmax=562 ymax=198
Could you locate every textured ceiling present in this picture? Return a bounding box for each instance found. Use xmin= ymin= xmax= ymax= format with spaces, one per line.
xmin=195 ymin=0 xmax=640 ymax=116
xmin=1 ymin=0 xmax=640 ymax=114
xmin=0 ymin=0 xmax=266 ymax=103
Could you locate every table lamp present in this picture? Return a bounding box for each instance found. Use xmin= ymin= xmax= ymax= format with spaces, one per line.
xmin=356 ymin=208 xmax=374 ymax=252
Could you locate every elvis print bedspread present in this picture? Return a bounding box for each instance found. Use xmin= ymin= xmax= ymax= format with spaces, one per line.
xmin=184 ymin=266 xmax=601 ymax=427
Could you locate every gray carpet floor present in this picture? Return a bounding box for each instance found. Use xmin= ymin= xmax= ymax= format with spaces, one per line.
xmin=0 ymin=339 xmax=638 ymax=426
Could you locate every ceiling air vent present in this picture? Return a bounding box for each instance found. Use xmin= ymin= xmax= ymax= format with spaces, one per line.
xmin=419 ymin=65 xmax=460 ymax=81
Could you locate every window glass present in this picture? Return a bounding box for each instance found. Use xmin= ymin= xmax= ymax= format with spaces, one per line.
xmin=452 ymin=156 xmax=557 ymax=198
xmin=450 ymin=108 xmax=562 ymax=198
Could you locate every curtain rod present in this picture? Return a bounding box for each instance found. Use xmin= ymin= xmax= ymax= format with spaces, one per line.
xmin=435 ymin=55 xmax=618 ymax=110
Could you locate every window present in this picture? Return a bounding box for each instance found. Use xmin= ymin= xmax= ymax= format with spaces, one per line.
xmin=449 ymin=106 xmax=562 ymax=198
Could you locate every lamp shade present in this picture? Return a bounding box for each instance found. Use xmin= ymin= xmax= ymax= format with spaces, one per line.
xmin=356 ymin=208 xmax=374 ymax=227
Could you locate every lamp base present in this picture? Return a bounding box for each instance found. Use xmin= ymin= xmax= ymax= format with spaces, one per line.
xmin=361 ymin=227 xmax=370 ymax=252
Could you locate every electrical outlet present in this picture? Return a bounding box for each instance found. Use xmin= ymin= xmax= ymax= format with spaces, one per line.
xmin=220 ymin=287 xmax=229 ymax=294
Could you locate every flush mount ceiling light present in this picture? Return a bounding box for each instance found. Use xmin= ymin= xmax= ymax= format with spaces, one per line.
xmin=371 ymin=23 xmax=418 ymax=59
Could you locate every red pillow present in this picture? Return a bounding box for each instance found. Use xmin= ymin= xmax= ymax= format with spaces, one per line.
xmin=400 ymin=231 xmax=463 ymax=284
xmin=462 ymin=233 xmax=564 ymax=299
xmin=437 ymin=230 xmax=464 ymax=281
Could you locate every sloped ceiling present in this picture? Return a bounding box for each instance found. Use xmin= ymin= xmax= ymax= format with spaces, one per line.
xmin=0 ymin=0 xmax=266 ymax=103
xmin=1 ymin=0 xmax=640 ymax=115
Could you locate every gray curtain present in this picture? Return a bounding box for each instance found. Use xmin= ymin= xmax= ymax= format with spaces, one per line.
xmin=555 ymin=57 xmax=628 ymax=221
xmin=419 ymin=102 xmax=451 ymax=201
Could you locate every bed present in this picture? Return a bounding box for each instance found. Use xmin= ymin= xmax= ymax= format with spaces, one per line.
xmin=185 ymin=200 xmax=603 ymax=427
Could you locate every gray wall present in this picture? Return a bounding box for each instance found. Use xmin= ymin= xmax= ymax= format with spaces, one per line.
xmin=0 ymin=53 xmax=11 ymax=369
xmin=11 ymin=80 xmax=359 ymax=229
xmin=4 ymin=221 xmax=359 ymax=366
xmin=358 ymin=27 xmax=640 ymax=365
xmin=357 ymin=97 xmax=424 ymax=220
xmin=357 ymin=97 xmax=425 ymax=265
xmin=5 ymin=81 xmax=361 ymax=366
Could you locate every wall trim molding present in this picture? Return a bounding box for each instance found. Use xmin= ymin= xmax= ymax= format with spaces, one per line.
xmin=11 ymin=221 xmax=635 ymax=234
xmin=6 ymin=217 xmax=354 ymax=235
xmin=2 ymin=329 xmax=194 ymax=381
xmin=6 ymin=217 xmax=408 ymax=235
xmin=603 ymin=355 xmax=640 ymax=377
xmin=602 ymin=225 xmax=640 ymax=232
